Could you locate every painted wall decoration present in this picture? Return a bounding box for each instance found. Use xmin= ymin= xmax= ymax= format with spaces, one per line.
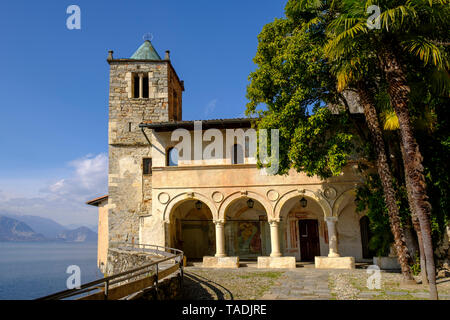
xmin=237 ymin=222 xmax=261 ymax=255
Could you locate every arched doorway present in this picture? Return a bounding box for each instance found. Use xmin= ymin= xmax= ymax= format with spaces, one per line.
xmin=169 ymin=199 xmax=215 ymax=259
xmin=224 ymin=197 xmax=271 ymax=259
xmin=279 ymin=195 xmax=327 ymax=261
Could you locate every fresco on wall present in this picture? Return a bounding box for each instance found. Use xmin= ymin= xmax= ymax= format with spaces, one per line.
xmin=237 ymin=222 xmax=261 ymax=256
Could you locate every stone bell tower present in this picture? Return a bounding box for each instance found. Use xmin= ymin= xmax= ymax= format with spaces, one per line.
xmin=106 ymin=40 xmax=184 ymax=245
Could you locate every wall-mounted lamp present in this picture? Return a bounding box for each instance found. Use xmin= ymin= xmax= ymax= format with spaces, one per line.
xmin=247 ymin=198 xmax=254 ymax=208
xmin=195 ymin=200 xmax=202 ymax=210
xmin=300 ymin=197 xmax=307 ymax=208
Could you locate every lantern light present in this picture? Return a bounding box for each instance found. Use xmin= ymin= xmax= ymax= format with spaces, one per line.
xmin=195 ymin=200 xmax=202 ymax=210
xmin=300 ymin=197 xmax=307 ymax=208
xmin=247 ymin=198 xmax=254 ymax=208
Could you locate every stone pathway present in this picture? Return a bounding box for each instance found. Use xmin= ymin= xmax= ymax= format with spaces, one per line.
xmin=328 ymin=269 xmax=450 ymax=300
xmin=181 ymin=266 xmax=450 ymax=300
xmin=260 ymin=269 xmax=332 ymax=300
xmin=182 ymin=267 xmax=283 ymax=300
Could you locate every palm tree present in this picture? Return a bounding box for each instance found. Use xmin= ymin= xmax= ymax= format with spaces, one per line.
xmin=288 ymin=0 xmax=416 ymax=281
xmin=381 ymin=108 xmax=429 ymax=285
xmin=357 ymin=80 xmax=415 ymax=281
xmin=332 ymin=55 xmax=416 ymax=281
xmin=382 ymin=101 xmax=444 ymax=286
xmin=321 ymin=0 xmax=449 ymax=300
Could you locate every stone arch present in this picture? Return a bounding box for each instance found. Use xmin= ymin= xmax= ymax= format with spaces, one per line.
xmin=163 ymin=191 xmax=219 ymax=222
xmin=218 ymin=191 xmax=273 ymax=221
xmin=164 ymin=192 xmax=217 ymax=259
xmin=274 ymin=189 xmax=332 ymax=219
xmin=332 ymin=188 xmax=356 ymax=217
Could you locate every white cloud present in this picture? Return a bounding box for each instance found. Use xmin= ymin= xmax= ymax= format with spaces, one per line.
xmin=42 ymin=153 xmax=108 ymax=197
xmin=0 ymin=153 xmax=108 ymax=226
xmin=48 ymin=179 xmax=65 ymax=193
xmin=204 ymin=99 xmax=218 ymax=117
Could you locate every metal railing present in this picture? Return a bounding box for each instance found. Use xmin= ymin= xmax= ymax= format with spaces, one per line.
xmin=36 ymin=242 xmax=184 ymax=300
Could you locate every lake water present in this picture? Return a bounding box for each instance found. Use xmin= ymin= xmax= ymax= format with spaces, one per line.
xmin=0 ymin=242 xmax=102 ymax=300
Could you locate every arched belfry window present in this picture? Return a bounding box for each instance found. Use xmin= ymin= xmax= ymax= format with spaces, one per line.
xmin=167 ymin=147 xmax=179 ymax=166
xmin=132 ymin=73 xmax=149 ymax=98
xmin=232 ymin=144 xmax=244 ymax=164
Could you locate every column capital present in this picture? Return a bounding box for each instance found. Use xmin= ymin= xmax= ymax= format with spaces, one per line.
xmin=325 ymin=216 xmax=338 ymax=222
xmin=268 ymin=218 xmax=281 ymax=226
xmin=213 ymin=219 xmax=225 ymax=226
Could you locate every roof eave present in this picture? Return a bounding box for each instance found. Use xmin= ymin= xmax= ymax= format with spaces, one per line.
xmin=86 ymin=195 xmax=109 ymax=207
xmin=139 ymin=118 xmax=255 ymax=132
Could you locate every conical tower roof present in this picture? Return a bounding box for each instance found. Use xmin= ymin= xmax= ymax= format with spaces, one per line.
xmin=130 ymin=40 xmax=162 ymax=60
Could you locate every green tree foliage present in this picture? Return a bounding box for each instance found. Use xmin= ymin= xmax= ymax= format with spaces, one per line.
xmin=355 ymin=173 xmax=393 ymax=256
xmin=247 ymin=0 xmax=449 ymax=262
xmin=246 ymin=9 xmax=356 ymax=178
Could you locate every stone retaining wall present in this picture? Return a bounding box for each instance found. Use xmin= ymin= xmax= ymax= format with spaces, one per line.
xmin=133 ymin=274 xmax=183 ymax=300
xmin=105 ymin=247 xmax=159 ymax=276
xmin=104 ymin=247 xmax=182 ymax=300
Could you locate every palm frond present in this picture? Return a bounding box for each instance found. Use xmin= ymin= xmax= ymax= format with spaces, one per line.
xmin=382 ymin=109 xmax=400 ymax=131
xmin=401 ymin=37 xmax=445 ymax=68
xmin=379 ymin=5 xmax=416 ymax=31
xmin=325 ymin=20 xmax=368 ymax=57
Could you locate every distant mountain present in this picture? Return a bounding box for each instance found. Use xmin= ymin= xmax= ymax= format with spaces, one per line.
xmin=0 ymin=213 xmax=98 ymax=242
xmin=65 ymin=224 xmax=97 ymax=233
xmin=57 ymin=227 xmax=97 ymax=242
xmin=0 ymin=213 xmax=67 ymax=239
xmin=0 ymin=216 xmax=46 ymax=241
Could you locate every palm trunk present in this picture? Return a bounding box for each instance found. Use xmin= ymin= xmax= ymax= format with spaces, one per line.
xmin=400 ymin=142 xmax=428 ymax=285
xmin=357 ymin=81 xmax=414 ymax=281
xmin=415 ymin=215 xmax=429 ymax=285
xmin=378 ymin=44 xmax=438 ymax=299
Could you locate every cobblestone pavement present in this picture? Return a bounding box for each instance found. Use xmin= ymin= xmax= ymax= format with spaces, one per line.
xmin=260 ymin=269 xmax=332 ymax=300
xmin=182 ymin=267 xmax=283 ymax=300
xmin=328 ymin=269 xmax=450 ymax=300
xmin=182 ymin=265 xmax=450 ymax=300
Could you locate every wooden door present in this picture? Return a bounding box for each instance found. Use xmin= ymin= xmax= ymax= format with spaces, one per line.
xmin=298 ymin=219 xmax=320 ymax=261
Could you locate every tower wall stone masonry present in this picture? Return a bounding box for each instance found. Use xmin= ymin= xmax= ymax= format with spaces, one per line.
xmin=107 ymin=58 xmax=183 ymax=244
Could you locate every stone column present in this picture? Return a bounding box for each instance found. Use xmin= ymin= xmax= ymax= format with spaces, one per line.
xmin=326 ymin=217 xmax=340 ymax=257
xmin=269 ymin=219 xmax=282 ymax=257
xmin=214 ymin=220 xmax=226 ymax=257
xmin=139 ymin=73 xmax=144 ymax=98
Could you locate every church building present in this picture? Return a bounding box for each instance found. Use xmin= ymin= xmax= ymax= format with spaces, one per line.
xmin=88 ymin=40 xmax=373 ymax=271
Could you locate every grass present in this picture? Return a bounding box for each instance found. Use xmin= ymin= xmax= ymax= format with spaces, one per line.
xmin=329 ymin=270 xmax=450 ymax=300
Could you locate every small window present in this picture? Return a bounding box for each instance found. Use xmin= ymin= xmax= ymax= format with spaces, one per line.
xmin=167 ymin=147 xmax=179 ymax=166
xmin=133 ymin=74 xmax=140 ymax=98
xmin=232 ymin=144 xmax=244 ymax=164
xmin=173 ymin=90 xmax=178 ymax=121
xmin=143 ymin=158 xmax=152 ymax=175
xmin=142 ymin=76 xmax=149 ymax=98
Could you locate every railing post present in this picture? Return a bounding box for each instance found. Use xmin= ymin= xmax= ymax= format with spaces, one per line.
xmin=104 ymin=279 xmax=109 ymax=300
xmin=179 ymin=254 xmax=184 ymax=290
xmin=154 ymin=264 xmax=159 ymax=299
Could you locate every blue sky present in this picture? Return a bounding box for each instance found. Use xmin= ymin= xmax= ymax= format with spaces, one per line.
xmin=0 ymin=1 xmax=286 ymax=225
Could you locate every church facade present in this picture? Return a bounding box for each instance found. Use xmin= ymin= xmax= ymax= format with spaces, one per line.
xmin=90 ymin=40 xmax=373 ymax=271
